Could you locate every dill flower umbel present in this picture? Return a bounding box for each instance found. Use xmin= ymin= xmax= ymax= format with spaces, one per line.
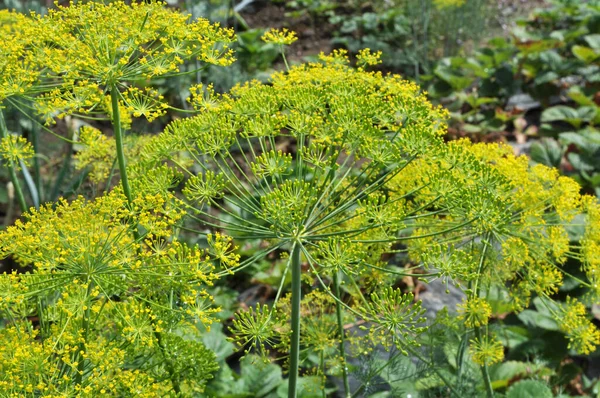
xmin=0 ymin=188 xmax=237 ymax=395
xmin=0 ymin=134 xmax=34 ymax=170
xmin=0 ymin=10 xmax=46 ymax=103
xmin=558 ymin=297 xmax=600 ymax=355
xmin=36 ymin=0 xmax=235 ymax=123
xmin=458 ymin=296 xmax=492 ymax=328
xmin=262 ymin=28 xmax=299 ymax=46
xmin=469 ymin=335 xmax=504 ymax=366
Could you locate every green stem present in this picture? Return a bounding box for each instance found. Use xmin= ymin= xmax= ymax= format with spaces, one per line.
xmin=288 ymin=242 xmax=302 ymax=398
xmin=333 ymin=271 xmax=350 ymax=398
xmin=475 ymin=326 xmax=494 ymax=398
xmin=31 ymin=121 xmax=42 ymax=201
xmin=473 ymin=236 xmax=494 ymax=398
xmin=109 ymin=86 xmax=133 ymax=203
xmin=281 ymin=45 xmax=290 ymax=71
xmin=110 ymin=86 xmax=140 ymax=241
xmin=76 ymin=281 xmax=94 ymax=385
xmin=0 ymin=110 xmax=27 ymax=213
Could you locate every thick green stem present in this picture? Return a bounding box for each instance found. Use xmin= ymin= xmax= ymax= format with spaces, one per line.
xmin=0 ymin=110 xmax=27 ymax=213
xmin=288 ymin=242 xmax=302 ymax=398
xmin=109 ymin=86 xmax=133 ymax=203
xmin=110 ymin=86 xmax=140 ymax=241
xmin=333 ymin=272 xmax=350 ymax=398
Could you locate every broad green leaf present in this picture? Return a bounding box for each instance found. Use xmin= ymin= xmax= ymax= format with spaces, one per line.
xmin=578 ymin=106 xmax=598 ymax=122
xmin=541 ymin=105 xmax=579 ymax=122
xmin=434 ymin=62 xmax=474 ymax=91
xmin=541 ymin=106 xmax=582 ymax=128
xmin=568 ymin=152 xmax=596 ymax=172
xmin=573 ymin=45 xmax=599 ymax=64
xmin=276 ymin=377 xmax=329 ymax=397
xmin=240 ymin=355 xmax=283 ymax=397
xmin=461 ymin=123 xmax=483 ymax=134
xmin=530 ymin=138 xmax=563 ymax=168
xmin=517 ymin=309 xmax=559 ymax=331
xmin=496 ymin=326 xmax=530 ymax=348
xmin=568 ymin=86 xmax=596 ymax=107
xmin=559 ymin=132 xmax=588 ymax=149
xmin=584 ymin=34 xmax=600 ymax=50
xmin=201 ymin=323 xmax=234 ymax=363
xmin=506 ymin=380 xmax=553 ymax=398
xmin=489 ymin=361 xmax=529 ymax=382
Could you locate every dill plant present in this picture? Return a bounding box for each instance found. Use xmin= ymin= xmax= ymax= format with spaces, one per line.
xmin=32 ymin=0 xmax=235 ymax=207
xmin=1 ymin=6 xmax=600 ymax=395
xmin=0 ymin=9 xmax=50 ymax=213
xmin=132 ymin=45 xmax=600 ymax=397
xmin=0 ymin=188 xmax=240 ymax=395
xmin=0 ymin=2 xmax=240 ymax=396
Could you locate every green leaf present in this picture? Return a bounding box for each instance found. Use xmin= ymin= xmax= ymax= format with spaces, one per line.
xmin=489 ymin=361 xmax=529 ymax=382
xmin=462 ymin=123 xmax=483 ymax=134
xmin=559 ymin=131 xmax=588 ymax=148
xmin=568 ymin=86 xmax=596 ymax=107
xmin=578 ymin=106 xmax=598 ymax=122
xmin=517 ymin=309 xmax=559 ymax=331
xmin=541 ymin=106 xmax=581 ymax=128
xmin=584 ymin=34 xmax=600 ymax=50
xmin=276 ymin=376 xmax=328 ymax=397
xmin=434 ymin=62 xmax=474 ymax=91
xmin=496 ymin=326 xmax=530 ymax=348
xmin=573 ymin=45 xmax=599 ymax=64
xmin=530 ymin=138 xmax=563 ymax=168
xmin=567 ymin=152 xmax=596 ymax=172
xmin=506 ymin=380 xmax=553 ymax=398
xmin=201 ymin=323 xmax=234 ymax=364
xmin=239 ymin=355 xmax=283 ymax=397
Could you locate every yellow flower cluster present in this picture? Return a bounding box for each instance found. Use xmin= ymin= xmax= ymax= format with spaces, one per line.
xmin=458 ymin=297 xmax=492 ymax=328
xmin=31 ymin=0 xmax=235 ymax=123
xmin=0 ymin=10 xmax=45 ymax=103
xmin=469 ymin=334 xmax=504 ymax=366
xmin=356 ymin=48 xmax=383 ymax=67
xmin=0 ymin=186 xmax=237 ymax=395
xmin=558 ymin=297 xmax=600 ymax=355
xmin=261 ymin=28 xmax=299 ymax=46
xmin=0 ymin=134 xmax=34 ymax=169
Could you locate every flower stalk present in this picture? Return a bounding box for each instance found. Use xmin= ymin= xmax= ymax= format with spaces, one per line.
xmin=0 ymin=110 xmax=27 ymax=213
xmin=289 ymin=242 xmax=302 ymax=398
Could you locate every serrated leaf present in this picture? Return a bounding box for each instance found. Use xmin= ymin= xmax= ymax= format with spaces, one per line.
xmin=240 ymin=355 xmax=283 ymax=397
xmin=201 ymin=323 xmax=234 ymax=364
xmin=541 ymin=106 xmax=582 ymax=128
xmin=530 ymin=139 xmax=563 ymax=168
xmin=559 ymin=131 xmax=588 ymax=148
xmin=506 ymin=380 xmax=553 ymax=398
xmin=568 ymin=152 xmax=596 ymax=172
